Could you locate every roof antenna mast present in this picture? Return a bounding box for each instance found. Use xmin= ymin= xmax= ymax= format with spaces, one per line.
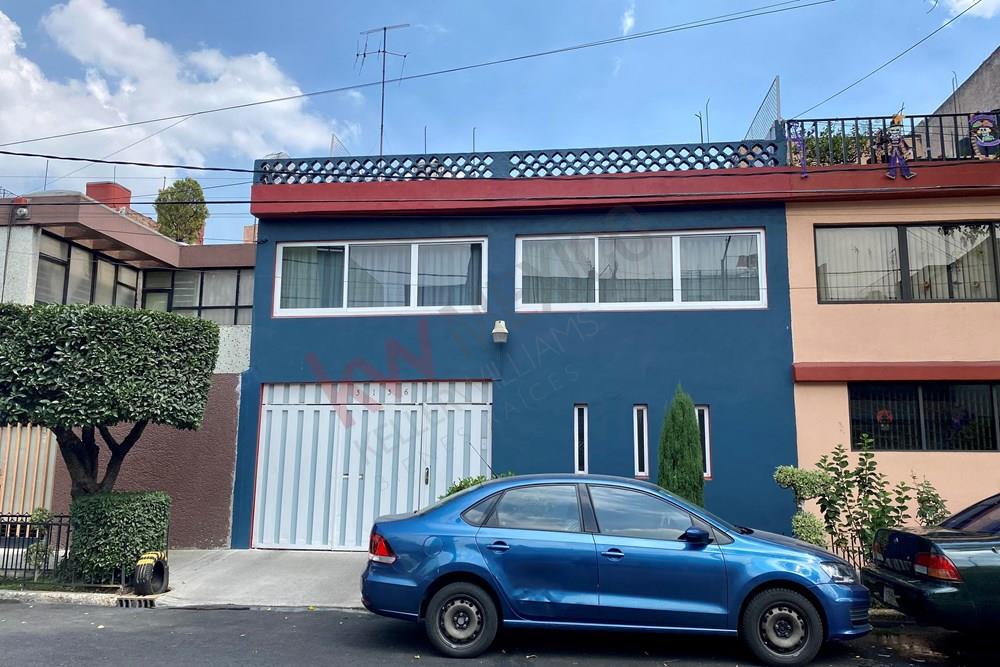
xmin=356 ymin=23 xmax=410 ymax=176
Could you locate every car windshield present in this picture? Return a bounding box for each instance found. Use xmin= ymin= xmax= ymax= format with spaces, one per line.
xmin=415 ymin=483 xmax=483 ymax=515
xmin=941 ymin=495 xmax=1000 ymax=533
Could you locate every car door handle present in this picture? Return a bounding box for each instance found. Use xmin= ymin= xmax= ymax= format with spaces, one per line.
xmin=486 ymin=541 xmax=510 ymax=553
xmin=601 ymin=548 xmax=625 ymax=560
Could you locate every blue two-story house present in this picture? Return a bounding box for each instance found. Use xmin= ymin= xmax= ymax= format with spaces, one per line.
xmin=232 ymin=141 xmax=798 ymax=549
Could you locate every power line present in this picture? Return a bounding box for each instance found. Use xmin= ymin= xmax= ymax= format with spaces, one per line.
xmin=793 ymin=0 xmax=984 ymax=117
xmin=0 ymin=0 xmax=833 ymax=148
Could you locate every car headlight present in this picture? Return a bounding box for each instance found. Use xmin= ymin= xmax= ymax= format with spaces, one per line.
xmin=820 ymin=561 xmax=858 ymax=584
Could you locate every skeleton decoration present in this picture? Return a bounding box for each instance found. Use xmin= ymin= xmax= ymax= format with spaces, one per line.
xmin=970 ymin=113 xmax=999 ymax=160
xmin=787 ymin=121 xmax=808 ymax=178
xmin=883 ymin=112 xmax=915 ymax=180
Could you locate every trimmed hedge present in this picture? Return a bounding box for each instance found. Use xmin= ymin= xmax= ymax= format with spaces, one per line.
xmin=70 ymin=491 xmax=171 ymax=580
xmin=0 ymin=304 xmax=219 ymax=430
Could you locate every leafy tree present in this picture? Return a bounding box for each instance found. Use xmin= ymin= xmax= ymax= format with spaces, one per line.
xmin=657 ymin=385 xmax=704 ymax=506
xmin=0 ymin=305 xmax=219 ymax=498
xmin=154 ymin=177 xmax=209 ymax=244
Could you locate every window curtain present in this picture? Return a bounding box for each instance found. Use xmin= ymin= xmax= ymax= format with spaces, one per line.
xmin=598 ymin=236 xmax=672 ymax=303
xmin=680 ymin=234 xmax=760 ymax=302
xmin=907 ymin=225 xmax=996 ymax=301
xmin=417 ymin=243 xmax=482 ymax=306
xmin=281 ymin=246 xmax=344 ymax=308
xmin=816 ymin=227 xmax=900 ymax=301
xmin=202 ymin=270 xmax=238 ymax=307
xmin=348 ymin=244 xmax=410 ymax=307
xmin=522 ymin=238 xmax=595 ymax=304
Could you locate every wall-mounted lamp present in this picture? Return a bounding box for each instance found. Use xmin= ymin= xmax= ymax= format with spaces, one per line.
xmin=491 ymin=320 xmax=509 ymax=344
xmin=12 ymin=197 xmax=30 ymax=221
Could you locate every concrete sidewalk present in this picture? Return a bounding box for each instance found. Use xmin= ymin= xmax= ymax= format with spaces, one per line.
xmin=157 ymin=549 xmax=367 ymax=610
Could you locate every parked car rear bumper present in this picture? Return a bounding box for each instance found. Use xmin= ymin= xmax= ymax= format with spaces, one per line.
xmin=814 ymin=582 xmax=872 ymax=640
xmin=862 ymin=565 xmax=974 ymax=630
xmin=361 ymin=562 xmax=421 ymax=620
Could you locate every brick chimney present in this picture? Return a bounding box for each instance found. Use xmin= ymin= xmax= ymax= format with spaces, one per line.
xmin=86 ymin=182 xmax=132 ymax=210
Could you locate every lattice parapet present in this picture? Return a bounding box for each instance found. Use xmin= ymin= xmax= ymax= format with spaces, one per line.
xmin=254 ymin=139 xmax=784 ymax=184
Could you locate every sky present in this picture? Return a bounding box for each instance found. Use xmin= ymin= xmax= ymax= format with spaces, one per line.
xmin=0 ymin=0 xmax=997 ymax=243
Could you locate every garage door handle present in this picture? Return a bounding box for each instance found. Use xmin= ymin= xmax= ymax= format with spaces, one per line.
xmin=486 ymin=541 xmax=510 ymax=553
xmin=601 ymin=548 xmax=625 ymax=560
xmin=424 ymin=467 xmax=429 ymax=485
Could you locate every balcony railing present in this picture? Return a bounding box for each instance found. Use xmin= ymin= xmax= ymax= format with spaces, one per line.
xmin=785 ymin=112 xmax=989 ymax=167
xmin=254 ymin=137 xmax=786 ymax=184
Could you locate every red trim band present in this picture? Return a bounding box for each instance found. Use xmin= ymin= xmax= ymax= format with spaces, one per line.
xmin=793 ymin=362 xmax=1000 ymax=382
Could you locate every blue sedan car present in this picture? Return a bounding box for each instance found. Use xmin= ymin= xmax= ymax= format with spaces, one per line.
xmin=361 ymin=475 xmax=870 ymax=666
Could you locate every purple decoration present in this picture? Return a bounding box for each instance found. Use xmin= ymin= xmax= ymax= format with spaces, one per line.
xmin=788 ymin=121 xmax=807 ymax=178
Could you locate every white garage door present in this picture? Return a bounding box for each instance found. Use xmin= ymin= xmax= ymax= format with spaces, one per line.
xmin=252 ymin=381 xmax=492 ymax=550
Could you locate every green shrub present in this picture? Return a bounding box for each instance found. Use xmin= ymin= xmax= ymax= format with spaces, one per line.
xmin=70 ymin=491 xmax=170 ymax=580
xmin=773 ymin=434 xmax=948 ymax=568
xmin=791 ymin=510 xmax=827 ymax=548
xmin=773 ymin=466 xmax=831 ymax=507
xmin=914 ymin=476 xmax=949 ymax=527
xmin=658 ymin=386 xmax=704 ymax=506
xmin=442 ymin=472 xmax=513 ymax=499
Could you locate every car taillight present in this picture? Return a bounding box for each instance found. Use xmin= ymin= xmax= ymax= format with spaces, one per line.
xmin=914 ymin=552 xmax=962 ymax=582
xmin=369 ymin=531 xmax=397 ymax=565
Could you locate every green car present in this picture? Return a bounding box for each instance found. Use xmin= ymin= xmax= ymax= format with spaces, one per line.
xmin=862 ymin=493 xmax=1000 ymax=632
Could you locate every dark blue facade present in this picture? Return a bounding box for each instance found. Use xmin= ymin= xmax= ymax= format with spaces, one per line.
xmin=231 ymin=205 xmax=798 ymax=547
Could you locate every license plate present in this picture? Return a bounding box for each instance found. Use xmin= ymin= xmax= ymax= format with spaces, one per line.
xmin=883 ymin=585 xmax=898 ymax=607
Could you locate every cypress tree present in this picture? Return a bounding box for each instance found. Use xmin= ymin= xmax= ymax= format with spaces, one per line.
xmin=657 ymin=385 xmax=704 ymax=506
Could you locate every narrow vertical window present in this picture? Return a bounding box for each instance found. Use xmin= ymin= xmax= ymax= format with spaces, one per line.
xmin=573 ymin=405 xmax=588 ymax=474
xmin=696 ymin=405 xmax=712 ymax=479
xmin=633 ymin=405 xmax=649 ymax=477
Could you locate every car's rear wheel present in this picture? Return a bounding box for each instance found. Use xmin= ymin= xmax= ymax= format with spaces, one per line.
xmin=741 ymin=588 xmax=824 ymax=666
xmin=425 ymin=582 xmax=498 ymax=658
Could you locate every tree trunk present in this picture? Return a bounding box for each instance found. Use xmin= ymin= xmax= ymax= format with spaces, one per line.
xmin=52 ymin=428 xmax=100 ymax=500
xmin=53 ymin=421 xmax=149 ymax=500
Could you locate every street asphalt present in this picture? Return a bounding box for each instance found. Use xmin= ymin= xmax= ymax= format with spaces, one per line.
xmin=0 ymin=602 xmax=992 ymax=666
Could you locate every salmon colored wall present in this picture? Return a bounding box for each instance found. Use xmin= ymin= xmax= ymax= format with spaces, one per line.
xmin=794 ymin=383 xmax=1000 ymax=515
xmin=786 ymin=197 xmax=1000 ymax=363
xmin=787 ymin=198 xmax=1000 ymax=516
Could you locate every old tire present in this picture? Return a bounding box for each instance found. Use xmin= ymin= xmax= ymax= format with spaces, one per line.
xmin=425 ymin=582 xmax=498 ymax=658
xmin=134 ymin=555 xmax=169 ymax=596
xmin=741 ymin=587 xmax=824 ymax=666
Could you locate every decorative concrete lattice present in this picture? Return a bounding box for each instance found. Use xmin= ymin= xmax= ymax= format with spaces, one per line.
xmin=255 ymin=139 xmax=785 ymax=184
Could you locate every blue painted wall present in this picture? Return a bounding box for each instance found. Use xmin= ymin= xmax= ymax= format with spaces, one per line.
xmin=231 ymin=205 xmax=798 ymax=547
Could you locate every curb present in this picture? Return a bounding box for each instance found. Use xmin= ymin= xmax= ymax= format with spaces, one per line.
xmin=0 ymin=589 xmax=119 ymax=607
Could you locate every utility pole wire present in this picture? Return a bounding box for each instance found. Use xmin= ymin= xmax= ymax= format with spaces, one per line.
xmin=0 ymin=0 xmax=830 ymax=148
xmin=793 ymin=0 xmax=984 ymax=118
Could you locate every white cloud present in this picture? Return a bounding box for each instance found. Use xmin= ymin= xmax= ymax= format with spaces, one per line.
xmin=0 ymin=0 xmax=359 ymax=202
xmin=941 ymin=0 xmax=1000 ymax=18
xmin=621 ymin=3 xmax=636 ymax=35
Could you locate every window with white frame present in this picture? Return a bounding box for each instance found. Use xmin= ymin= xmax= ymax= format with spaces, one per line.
xmin=274 ymin=239 xmax=486 ymax=316
xmin=633 ymin=405 xmax=649 ymax=477
xmin=696 ymin=405 xmax=712 ymax=479
xmin=574 ymin=404 xmax=589 ymax=474
xmin=516 ymin=229 xmax=765 ymax=311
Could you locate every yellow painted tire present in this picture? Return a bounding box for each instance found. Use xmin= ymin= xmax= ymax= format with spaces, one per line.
xmin=134 ymin=552 xmax=169 ymax=596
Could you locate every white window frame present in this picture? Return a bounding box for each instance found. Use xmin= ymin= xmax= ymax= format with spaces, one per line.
xmin=633 ymin=404 xmax=649 ymax=478
xmin=514 ymin=228 xmax=767 ymax=312
xmin=273 ymin=237 xmax=488 ymax=317
xmin=573 ymin=404 xmax=589 ymax=474
xmin=696 ymin=405 xmax=712 ymax=480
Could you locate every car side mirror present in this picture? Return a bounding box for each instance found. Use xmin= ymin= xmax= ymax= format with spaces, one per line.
xmin=680 ymin=526 xmax=712 ymax=545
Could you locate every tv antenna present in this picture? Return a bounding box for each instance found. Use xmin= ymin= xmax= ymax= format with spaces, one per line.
xmin=356 ymin=23 xmax=410 ymax=169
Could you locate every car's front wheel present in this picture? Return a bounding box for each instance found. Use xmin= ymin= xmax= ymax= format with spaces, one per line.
xmin=425 ymin=582 xmax=499 ymax=658
xmin=741 ymin=587 xmax=824 ymax=666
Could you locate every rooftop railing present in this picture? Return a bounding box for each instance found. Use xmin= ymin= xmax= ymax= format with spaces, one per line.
xmin=254 ymin=111 xmax=994 ymax=186
xmin=785 ymin=112 xmax=992 ymax=167
xmin=254 ymin=137 xmax=786 ymax=185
